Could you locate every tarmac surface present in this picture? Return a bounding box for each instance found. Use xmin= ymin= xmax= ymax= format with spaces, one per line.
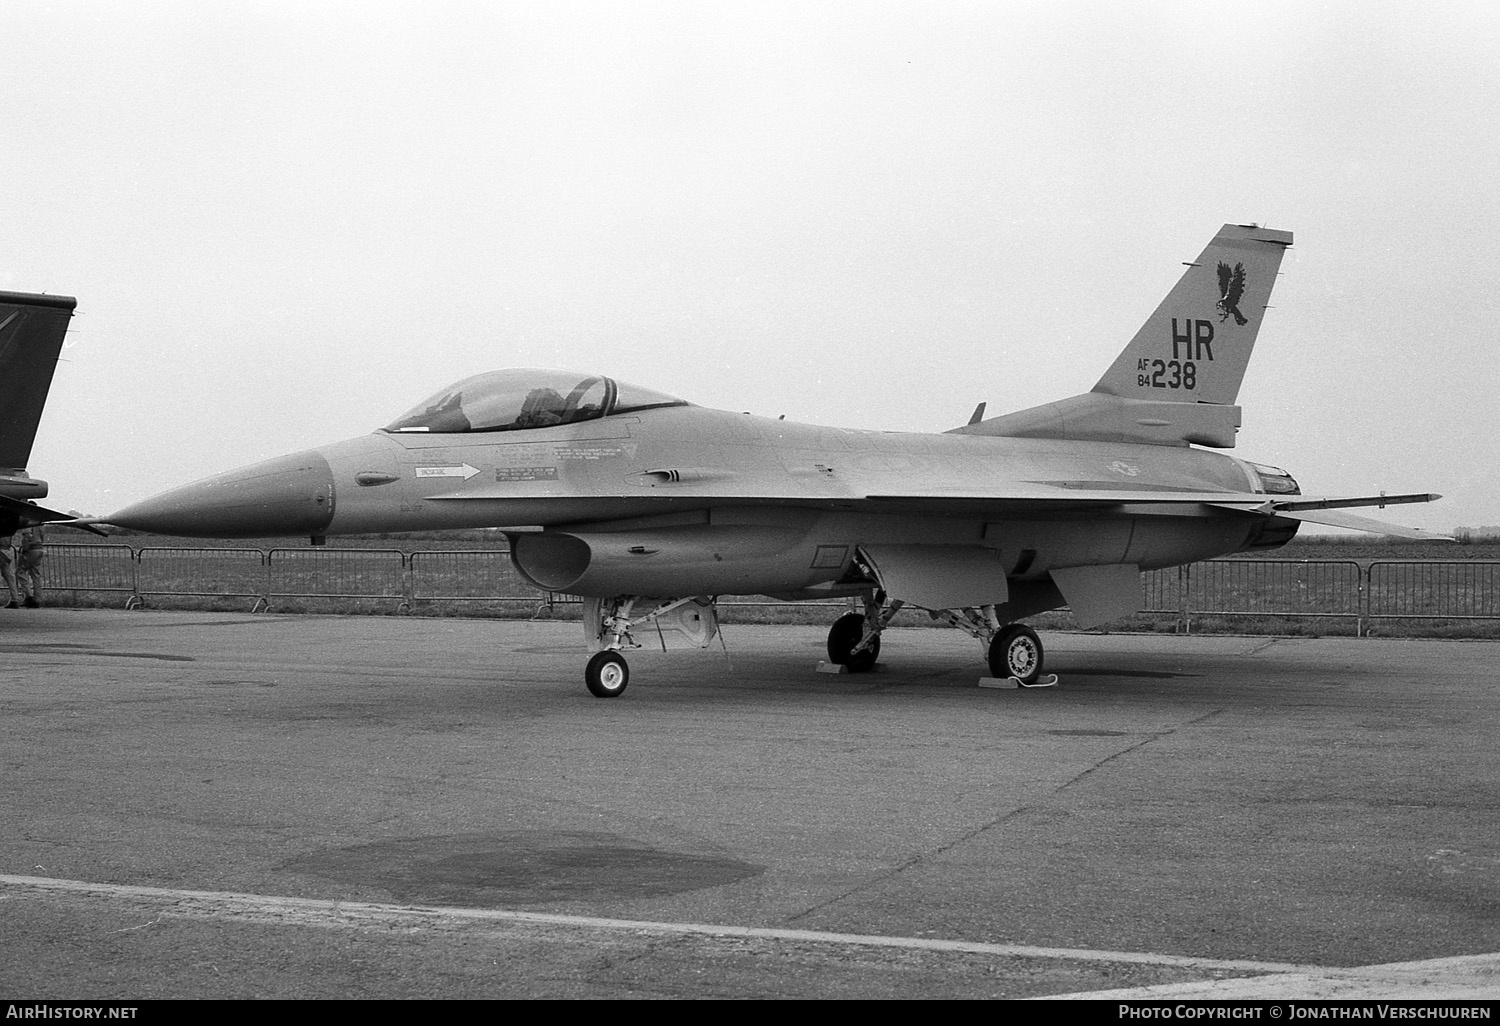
xmin=1 ymin=609 xmax=1497 ymax=999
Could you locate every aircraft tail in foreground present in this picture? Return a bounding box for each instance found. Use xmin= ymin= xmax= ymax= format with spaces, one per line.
xmin=960 ymin=224 xmax=1293 ymax=448
xmin=0 ymin=290 xmax=80 ymax=529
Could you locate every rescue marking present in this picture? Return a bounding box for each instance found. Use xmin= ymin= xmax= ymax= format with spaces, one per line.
xmin=495 ymin=466 xmax=559 ymax=482
xmin=554 ymin=444 xmax=628 ymax=461
xmin=414 ymin=463 xmax=480 ymax=481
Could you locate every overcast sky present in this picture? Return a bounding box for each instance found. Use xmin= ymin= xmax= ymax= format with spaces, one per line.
xmin=4 ymin=0 xmax=1497 ymax=532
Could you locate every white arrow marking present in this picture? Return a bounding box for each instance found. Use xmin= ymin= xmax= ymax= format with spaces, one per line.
xmin=415 ymin=463 xmax=480 ymax=481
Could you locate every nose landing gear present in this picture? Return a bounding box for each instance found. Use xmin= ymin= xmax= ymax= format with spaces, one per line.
xmin=579 ymin=595 xmax=720 ymax=697
xmin=585 ymin=650 xmax=630 ymax=698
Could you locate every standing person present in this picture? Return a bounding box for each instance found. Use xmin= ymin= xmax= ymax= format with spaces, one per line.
xmin=0 ymin=528 xmax=18 ymax=608
xmin=17 ymin=521 xmax=45 ymax=608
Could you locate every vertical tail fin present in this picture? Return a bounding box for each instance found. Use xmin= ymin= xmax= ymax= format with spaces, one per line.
xmin=957 ymin=224 xmax=1292 ymax=448
xmin=0 ymin=290 xmax=77 ymax=474
xmin=1093 ymin=223 xmax=1292 ymax=406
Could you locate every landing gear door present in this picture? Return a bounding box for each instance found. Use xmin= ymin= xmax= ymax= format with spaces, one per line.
xmin=1049 ymin=564 xmax=1142 ymax=628
xmin=653 ymin=598 xmax=719 ymax=650
xmin=857 ymin=545 xmax=1009 ymax=611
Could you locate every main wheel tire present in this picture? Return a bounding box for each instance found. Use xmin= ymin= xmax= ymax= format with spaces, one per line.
xmin=827 ymin=611 xmax=879 ymax=672
xmin=988 ymin=624 xmax=1043 ymax=685
xmin=585 ymin=651 xmax=630 ymax=698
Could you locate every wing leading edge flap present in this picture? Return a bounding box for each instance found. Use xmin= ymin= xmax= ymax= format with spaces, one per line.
xmin=1050 ymin=564 xmax=1143 ymax=628
xmin=858 ymin=544 xmax=1008 ymax=610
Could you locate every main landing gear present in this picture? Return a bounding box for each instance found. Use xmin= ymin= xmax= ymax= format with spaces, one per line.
xmin=824 ymin=594 xmax=1053 ymax=686
xmin=986 ymin=624 xmax=1045 ymax=685
xmin=824 ymin=591 xmax=902 ymax=672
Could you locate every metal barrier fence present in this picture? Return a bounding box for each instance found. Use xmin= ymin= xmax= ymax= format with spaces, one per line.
xmin=1367 ymin=561 xmax=1500 ymax=623
xmin=135 ymin=547 xmax=267 ymax=609
xmin=43 ymin=544 xmax=137 ymax=602
xmin=1166 ymin=560 xmax=1365 ymax=631
xmin=408 ymin=550 xmax=547 ymax=604
xmin=1139 ymin=565 xmax=1186 ymax=621
xmin=37 ymin=544 xmax=1500 ymax=634
xmin=267 ymin=548 xmax=409 ymax=611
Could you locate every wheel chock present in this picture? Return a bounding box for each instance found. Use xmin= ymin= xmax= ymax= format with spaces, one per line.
xmin=816 ymin=661 xmax=886 ymax=674
xmin=978 ymin=674 xmax=1059 ymax=689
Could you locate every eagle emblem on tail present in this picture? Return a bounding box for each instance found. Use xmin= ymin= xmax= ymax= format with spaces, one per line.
xmin=1216 ymin=261 xmax=1248 ymax=325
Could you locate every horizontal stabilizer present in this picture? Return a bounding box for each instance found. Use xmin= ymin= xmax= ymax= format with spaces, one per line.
xmin=1208 ymin=491 xmax=1446 ymax=538
xmin=1272 ymin=491 xmax=1448 ymax=538
xmin=1273 ymin=508 xmax=1452 ymax=541
xmin=0 ymin=494 xmax=102 ymax=532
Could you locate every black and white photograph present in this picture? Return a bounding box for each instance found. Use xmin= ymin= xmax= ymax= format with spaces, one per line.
xmin=2 ymin=0 xmax=1498 ymax=1003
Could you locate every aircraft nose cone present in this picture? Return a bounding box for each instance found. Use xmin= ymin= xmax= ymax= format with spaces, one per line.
xmin=107 ymin=449 xmax=336 ymax=538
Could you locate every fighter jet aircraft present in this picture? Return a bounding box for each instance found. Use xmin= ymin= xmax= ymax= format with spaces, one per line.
xmin=0 ymin=290 xmax=82 ymax=534
xmin=105 ymin=225 xmax=1441 ymax=696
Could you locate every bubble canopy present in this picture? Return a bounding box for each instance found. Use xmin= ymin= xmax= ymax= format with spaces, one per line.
xmin=383 ymin=369 xmax=690 ymax=434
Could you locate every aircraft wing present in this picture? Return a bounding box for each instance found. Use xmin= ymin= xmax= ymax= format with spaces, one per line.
xmin=867 ymin=488 xmax=1449 ymax=538
xmin=429 ymin=480 xmax=1446 ymax=537
xmin=864 ymin=487 xmax=1443 ymax=518
xmin=424 ymin=482 xmax=1259 ymax=516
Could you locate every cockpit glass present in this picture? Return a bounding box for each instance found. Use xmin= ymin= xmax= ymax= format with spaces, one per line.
xmin=611 ymin=380 xmax=691 ymax=414
xmin=382 ymin=369 xmax=687 ymax=434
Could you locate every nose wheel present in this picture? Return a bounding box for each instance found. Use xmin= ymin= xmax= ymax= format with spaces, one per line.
xmin=585 ymin=651 xmax=630 ymax=698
